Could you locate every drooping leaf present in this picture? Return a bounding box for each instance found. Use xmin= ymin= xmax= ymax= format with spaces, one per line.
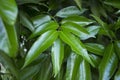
xmin=59 ymin=31 xmax=94 ymax=66
xmin=85 ymin=43 xmax=104 ymax=56
xmin=0 ymin=51 xmax=19 ymax=79
xmin=114 ymin=67 xmax=120 ymax=80
xmin=62 ymin=15 xmax=94 ymax=26
xmin=31 ymin=14 xmax=51 ymax=28
xmin=114 ymin=41 xmax=120 ymax=59
xmin=76 ymin=59 xmax=92 ymax=80
xmin=51 ymin=38 xmax=64 ymax=77
xmin=56 ymin=6 xmax=86 ymax=18
xmin=0 ymin=18 xmax=9 ymax=54
xmin=65 ymin=52 xmax=82 ymax=80
xmin=99 ymin=43 xmax=118 ymax=80
xmin=74 ymin=0 xmax=82 ymax=10
xmin=104 ymin=0 xmax=120 ymax=9
xmin=30 ymin=21 xmax=58 ymax=38
xmin=61 ymin=21 xmax=89 ymax=35
xmin=23 ymin=30 xmax=58 ymax=67
xmin=0 ymin=0 xmax=18 ymax=25
xmin=20 ymin=11 xmax=34 ymax=32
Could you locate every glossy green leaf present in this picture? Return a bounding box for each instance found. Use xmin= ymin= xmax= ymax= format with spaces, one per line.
xmin=62 ymin=15 xmax=94 ymax=26
xmin=114 ymin=41 xmax=120 ymax=59
xmin=74 ymin=0 xmax=82 ymax=10
xmin=99 ymin=43 xmax=118 ymax=80
xmin=4 ymin=23 xmax=18 ymax=57
xmin=65 ymin=52 xmax=82 ymax=80
xmin=0 ymin=0 xmax=18 ymax=25
xmin=85 ymin=43 xmax=104 ymax=56
xmin=90 ymin=54 xmax=101 ymax=68
xmin=114 ymin=67 xmax=120 ymax=80
xmin=0 ymin=18 xmax=9 ymax=54
xmin=51 ymin=38 xmax=64 ymax=77
xmin=61 ymin=21 xmax=89 ymax=34
xmin=76 ymin=59 xmax=92 ymax=80
xmin=20 ymin=11 xmax=34 ymax=32
xmin=59 ymin=31 xmax=94 ymax=66
xmin=56 ymin=6 xmax=85 ymax=18
xmin=23 ymin=30 xmax=58 ymax=67
xmin=104 ymin=0 xmax=120 ymax=9
xmin=0 ymin=51 xmax=19 ymax=79
xmin=30 ymin=21 xmax=58 ymax=38
xmin=31 ymin=14 xmax=51 ymax=28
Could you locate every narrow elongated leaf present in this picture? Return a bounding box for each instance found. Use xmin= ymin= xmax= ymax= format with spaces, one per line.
xmin=85 ymin=43 xmax=104 ymax=56
xmin=76 ymin=59 xmax=92 ymax=80
xmin=51 ymin=38 xmax=64 ymax=77
xmin=99 ymin=43 xmax=118 ymax=80
xmin=0 ymin=0 xmax=18 ymax=25
xmin=61 ymin=21 xmax=89 ymax=34
xmin=0 ymin=18 xmax=9 ymax=54
xmin=104 ymin=0 xmax=120 ymax=9
xmin=114 ymin=67 xmax=120 ymax=80
xmin=62 ymin=15 xmax=94 ymax=26
xmin=56 ymin=6 xmax=85 ymax=18
xmin=0 ymin=51 xmax=19 ymax=79
xmin=59 ymin=31 xmax=94 ymax=66
xmin=114 ymin=41 xmax=120 ymax=59
xmin=65 ymin=52 xmax=82 ymax=80
xmin=74 ymin=0 xmax=82 ymax=10
xmin=20 ymin=11 xmax=34 ymax=32
xmin=23 ymin=30 xmax=58 ymax=67
xmin=31 ymin=14 xmax=51 ymax=28
xmin=4 ymin=23 xmax=18 ymax=57
xmin=30 ymin=21 xmax=58 ymax=38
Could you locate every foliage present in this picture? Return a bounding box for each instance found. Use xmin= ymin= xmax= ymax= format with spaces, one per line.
xmin=0 ymin=0 xmax=120 ymax=80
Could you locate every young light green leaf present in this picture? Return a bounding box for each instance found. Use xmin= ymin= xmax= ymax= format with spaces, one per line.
xmin=99 ymin=43 xmax=119 ymax=80
xmin=74 ymin=0 xmax=82 ymax=10
xmin=76 ymin=59 xmax=92 ymax=80
xmin=4 ymin=23 xmax=18 ymax=57
xmin=30 ymin=21 xmax=58 ymax=38
xmin=104 ymin=0 xmax=120 ymax=9
xmin=61 ymin=21 xmax=89 ymax=34
xmin=85 ymin=43 xmax=104 ymax=56
xmin=56 ymin=6 xmax=86 ymax=18
xmin=51 ymin=38 xmax=64 ymax=77
xmin=59 ymin=31 xmax=94 ymax=66
xmin=20 ymin=11 xmax=34 ymax=32
xmin=62 ymin=15 xmax=94 ymax=26
xmin=0 ymin=18 xmax=9 ymax=54
xmin=114 ymin=41 xmax=120 ymax=59
xmin=0 ymin=0 xmax=18 ymax=25
xmin=65 ymin=52 xmax=82 ymax=80
xmin=31 ymin=14 xmax=51 ymax=28
xmin=23 ymin=30 xmax=58 ymax=67
xmin=114 ymin=67 xmax=120 ymax=80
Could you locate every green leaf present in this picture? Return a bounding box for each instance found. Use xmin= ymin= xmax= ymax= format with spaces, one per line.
xmin=0 ymin=51 xmax=19 ymax=79
xmin=20 ymin=11 xmax=34 ymax=32
xmin=85 ymin=43 xmax=104 ymax=56
xmin=61 ymin=21 xmax=89 ymax=34
xmin=59 ymin=31 xmax=94 ymax=66
xmin=56 ymin=6 xmax=86 ymax=18
xmin=99 ymin=43 xmax=118 ymax=80
xmin=30 ymin=21 xmax=58 ymax=38
xmin=114 ymin=67 xmax=120 ymax=80
xmin=51 ymin=38 xmax=64 ymax=77
xmin=74 ymin=0 xmax=82 ymax=10
xmin=31 ymin=14 xmax=51 ymax=28
xmin=62 ymin=15 xmax=94 ymax=26
xmin=23 ymin=30 xmax=58 ymax=67
xmin=0 ymin=18 xmax=9 ymax=54
xmin=76 ymin=59 xmax=92 ymax=80
xmin=114 ymin=41 xmax=120 ymax=59
xmin=65 ymin=52 xmax=82 ymax=80
xmin=0 ymin=0 xmax=18 ymax=25
xmin=104 ymin=0 xmax=120 ymax=9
